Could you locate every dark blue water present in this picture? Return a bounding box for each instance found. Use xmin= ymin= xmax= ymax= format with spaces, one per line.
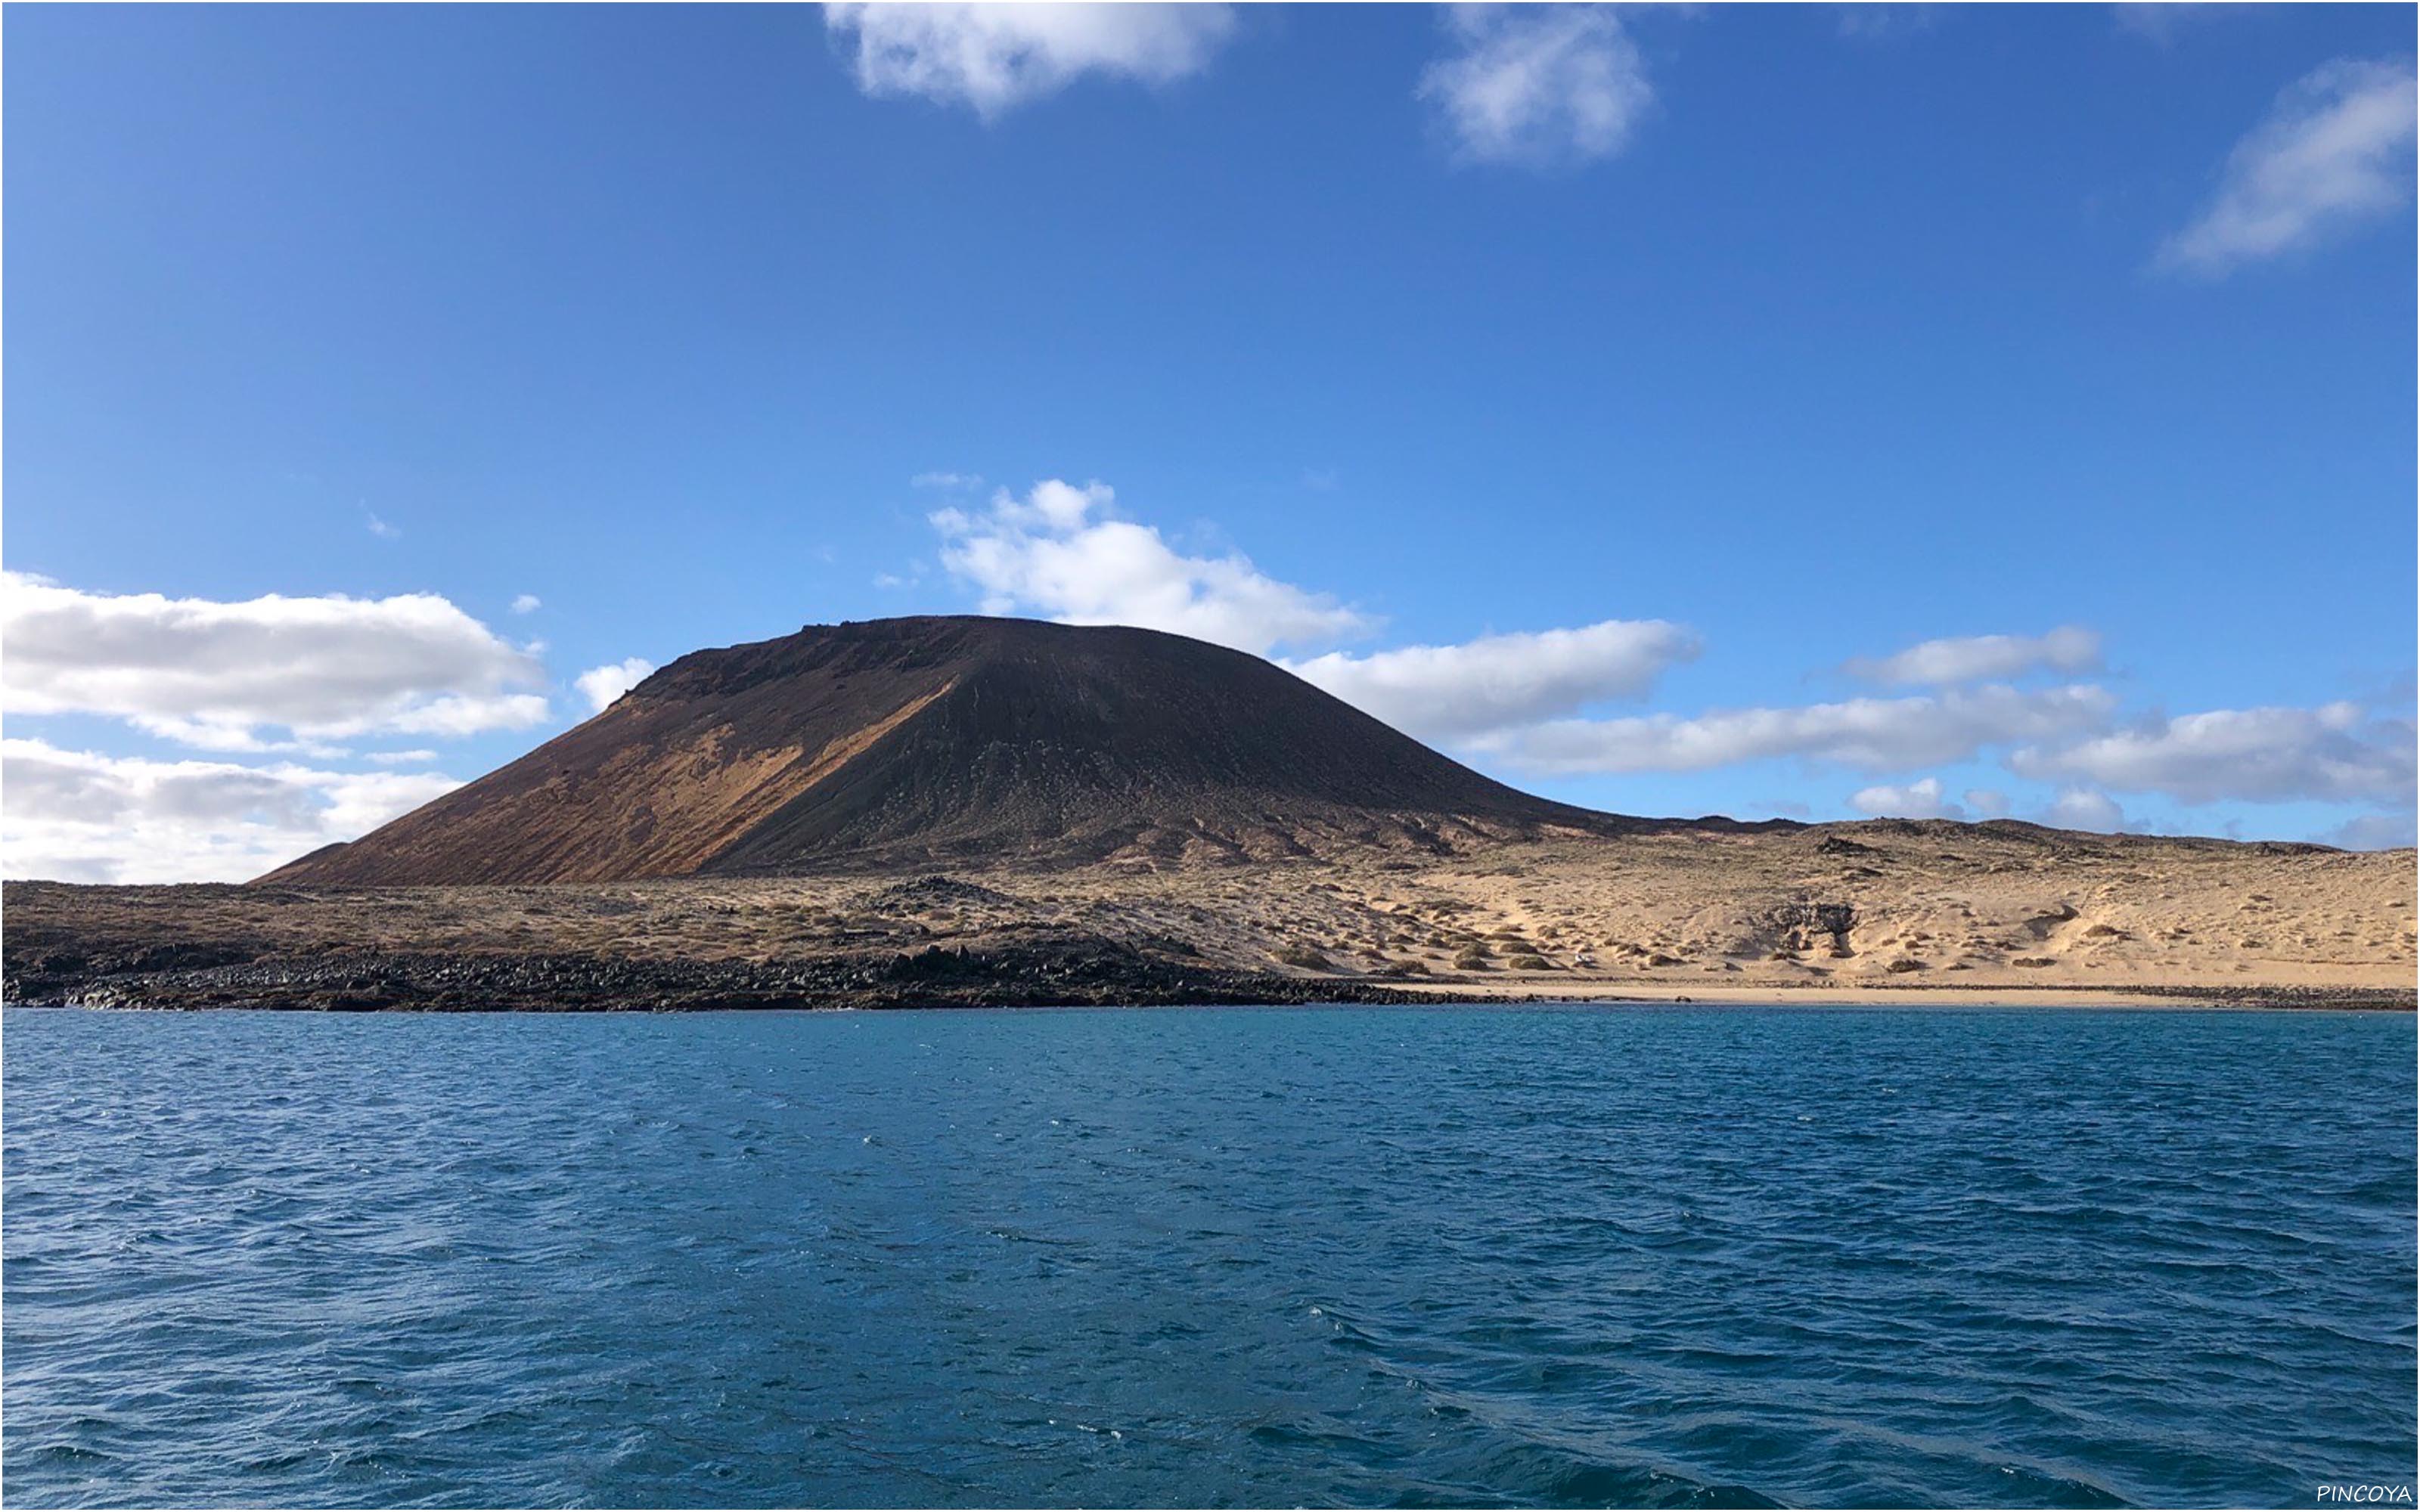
xmin=4 ymin=1005 xmax=2412 ymax=1508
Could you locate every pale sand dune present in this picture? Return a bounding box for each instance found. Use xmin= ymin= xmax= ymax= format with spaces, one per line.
xmin=1029 ymin=818 xmax=2416 ymax=1002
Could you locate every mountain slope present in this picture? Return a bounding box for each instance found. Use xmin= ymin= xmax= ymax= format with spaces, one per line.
xmin=262 ymin=616 xmax=1652 ymax=885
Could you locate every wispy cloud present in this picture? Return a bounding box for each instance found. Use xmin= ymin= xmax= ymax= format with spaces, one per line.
xmin=1471 ymin=683 xmax=2120 ymax=776
xmin=822 ymin=4 xmax=1234 ymax=119
xmin=510 ymin=593 xmax=542 ymax=615
xmin=2158 ymin=57 xmax=2417 ymax=276
xmin=365 ymin=510 xmax=402 ymax=541
xmin=2113 ymin=4 xmax=2227 ymax=45
xmin=1418 ymin=5 xmax=1653 ymax=168
xmin=2009 ymin=702 xmax=2416 ymax=807
xmin=1835 ymin=5 xmax=1940 ymax=42
xmin=1283 ymin=621 xmax=1699 ymax=741
xmin=1847 ymin=627 xmax=2102 ymax=686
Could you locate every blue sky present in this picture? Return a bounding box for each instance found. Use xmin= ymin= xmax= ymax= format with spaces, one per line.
xmin=4 ymin=2 xmax=2414 ymax=881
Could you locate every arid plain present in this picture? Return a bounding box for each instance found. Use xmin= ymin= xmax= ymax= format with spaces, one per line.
xmin=8 ymin=818 xmax=2410 ymax=1011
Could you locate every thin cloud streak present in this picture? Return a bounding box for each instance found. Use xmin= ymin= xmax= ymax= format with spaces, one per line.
xmin=2158 ymin=57 xmax=2417 ymax=275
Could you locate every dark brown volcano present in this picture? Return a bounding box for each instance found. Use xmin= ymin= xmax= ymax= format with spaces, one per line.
xmin=263 ymin=616 xmax=1644 ymax=885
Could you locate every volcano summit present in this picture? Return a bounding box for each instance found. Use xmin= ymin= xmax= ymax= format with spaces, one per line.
xmin=263 ymin=616 xmax=1646 ymax=886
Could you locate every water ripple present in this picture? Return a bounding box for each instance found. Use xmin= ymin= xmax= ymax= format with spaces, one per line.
xmin=4 ymin=1004 xmax=2412 ymax=1507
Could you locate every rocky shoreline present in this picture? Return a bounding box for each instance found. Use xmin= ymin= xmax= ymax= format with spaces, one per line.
xmin=0 ymin=937 xmax=1442 ymax=1013
xmin=5 ymin=940 xmax=2409 ymax=1013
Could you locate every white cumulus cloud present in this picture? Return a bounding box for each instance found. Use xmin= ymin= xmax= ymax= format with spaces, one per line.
xmin=576 ymin=658 xmax=657 ymax=713
xmin=1 ymin=738 xmax=461 ymax=885
xmin=2009 ymin=702 xmax=2416 ymax=807
xmin=1418 ymin=5 xmax=1653 ymax=167
xmin=2 ymin=572 xmax=551 ymax=750
xmin=1848 ymin=776 xmax=1967 ymax=820
xmin=931 ymin=479 xmax=1370 ymax=655
xmin=1847 ymin=626 xmax=2102 ymax=686
xmin=822 ymin=3 xmax=1234 ymax=118
xmin=1283 ymin=620 xmax=1699 ymax=740
xmin=2043 ymin=788 xmax=2128 ymax=834
xmin=2158 ymin=57 xmax=2418 ymax=275
xmin=1475 ymin=683 xmax=2119 ymax=776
